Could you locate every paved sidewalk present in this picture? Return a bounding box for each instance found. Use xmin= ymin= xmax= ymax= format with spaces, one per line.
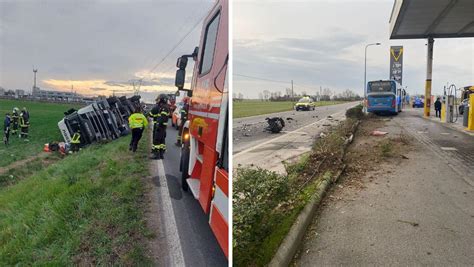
xmin=295 ymin=110 xmax=474 ymax=266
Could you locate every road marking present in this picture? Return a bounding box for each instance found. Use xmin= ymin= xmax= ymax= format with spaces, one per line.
xmin=234 ymin=110 xmax=346 ymax=157
xmin=440 ymin=147 xmax=457 ymax=151
xmin=155 ymin=159 xmax=186 ymax=266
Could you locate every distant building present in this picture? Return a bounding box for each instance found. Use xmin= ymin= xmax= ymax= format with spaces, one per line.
xmin=32 ymin=87 xmax=82 ymax=102
xmin=15 ymin=89 xmax=25 ymax=98
xmin=0 ymin=87 xmax=5 ymax=96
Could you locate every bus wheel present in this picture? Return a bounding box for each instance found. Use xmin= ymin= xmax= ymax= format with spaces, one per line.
xmin=180 ymin=143 xmax=190 ymax=191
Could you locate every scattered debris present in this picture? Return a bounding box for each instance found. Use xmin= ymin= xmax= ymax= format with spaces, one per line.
xmin=397 ymin=219 xmax=419 ymax=227
xmin=286 ymin=117 xmax=294 ymax=121
xmin=265 ymin=117 xmax=285 ymax=133
xmin=401 ymin=155 xmax=409 ymax=159
xmin=322 ymin=124 xmax=331 ymax=126
xmin=370 ymin=130 xmax=388 ymax=136
xmin=319 ymin=132 xmax=327 ymax=138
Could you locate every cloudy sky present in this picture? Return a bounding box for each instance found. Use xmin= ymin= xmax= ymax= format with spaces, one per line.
xmin=233 ymin=0 xmax=473 ymax=99
xmin=0 ymin=0 xmax=214 ymax=102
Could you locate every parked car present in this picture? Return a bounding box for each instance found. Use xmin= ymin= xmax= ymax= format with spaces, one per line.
xmin=412 ymin=97 xmax=424 ymax=108
xmin=171 ymin=102 xmax=184 ymax=129
xmin=295 ymin=96 xmax=315 ymax=111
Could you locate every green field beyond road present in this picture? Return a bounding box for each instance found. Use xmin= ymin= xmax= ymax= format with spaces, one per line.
xmin=0 ymin=99 xmax=83 ymax=167
xmin=233 ymin=100 xmax=343 ymax=118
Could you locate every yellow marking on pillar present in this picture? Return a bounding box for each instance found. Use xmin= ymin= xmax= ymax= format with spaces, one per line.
xmin=467 ymin=94 xmax=474 ymax=131
xmin=441 ymin=103 xmax=446 ymax=122
xmin=424 ymin=79 xmax=432 ymax=117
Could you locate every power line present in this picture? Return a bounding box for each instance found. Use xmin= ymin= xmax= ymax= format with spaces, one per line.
xmin=233 ymin=73 xmax=291 ymax=84
xmin=147 ymin=12 xmax=206 ymax=75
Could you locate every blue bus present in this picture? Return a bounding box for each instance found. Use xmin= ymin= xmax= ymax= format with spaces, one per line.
xmin=367 ymin=80 xmax=403 ymax=115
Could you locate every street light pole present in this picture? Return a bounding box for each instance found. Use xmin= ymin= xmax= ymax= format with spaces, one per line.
xmin=364 ymin=42 xmax=381 ymax=112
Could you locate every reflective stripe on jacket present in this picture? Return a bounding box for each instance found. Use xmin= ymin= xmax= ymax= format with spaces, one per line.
xmin=129 ymin=113 xmax=148 ymax=129
xmin=71 ymin=132 xmax=81 ymax=144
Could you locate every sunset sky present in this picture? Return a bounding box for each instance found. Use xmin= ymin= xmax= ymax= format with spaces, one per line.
xmin=0 ymin=0 xmax=213 ymax=102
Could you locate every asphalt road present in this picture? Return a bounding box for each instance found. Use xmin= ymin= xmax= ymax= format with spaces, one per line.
xmin=295 ymin=108 xmax=474 ymax=265
xmin=153 ymin=126 xmax=227 ymax=266
xmin=233 ymin=102 xmax=359 ymax=154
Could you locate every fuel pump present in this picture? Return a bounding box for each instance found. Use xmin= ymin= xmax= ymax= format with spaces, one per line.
xmin=442 ymin=84 xmax=460 ymax=123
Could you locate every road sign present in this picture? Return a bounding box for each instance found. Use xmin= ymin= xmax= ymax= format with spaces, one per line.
xmin=390 ymin=46 xmax=403 ymax=85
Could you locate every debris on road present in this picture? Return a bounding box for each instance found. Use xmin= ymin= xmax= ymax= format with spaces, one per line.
xmin=370 ymin=130 xmax=388 ymax=136
xmin=397 ymin=219 xmax=419 ymax=227
xmin=265 ymin=117 xmax=285 ymax=133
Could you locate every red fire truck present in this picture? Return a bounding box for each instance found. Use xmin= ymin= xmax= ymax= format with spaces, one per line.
xmin=174 ymin=0 xmax=228 ymax=258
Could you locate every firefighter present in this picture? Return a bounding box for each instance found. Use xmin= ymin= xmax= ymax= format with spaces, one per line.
xmin=19 ymin=108 xmax=30 ymax=140
xmin=128 ymin=106 xmax=148 ymax=152
xmin=4 ymin=113 xmax=11 ymax=146
xmin=70 ymin=129 xmax=81 ymax=153
xmin=11 ymin=107 xmax=19 ymax=136
xmin=149 ymin=94 xmax=170 ymax=159
xmin=176 ymin=96 xmax=190 ymax=146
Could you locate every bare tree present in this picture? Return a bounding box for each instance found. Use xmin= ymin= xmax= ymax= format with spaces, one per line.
xmin=263 ymin=90 xmax=270 ymax=101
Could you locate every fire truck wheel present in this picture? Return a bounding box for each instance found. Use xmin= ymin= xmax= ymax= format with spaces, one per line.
xmin=181 ymin=144 xmax=190 ymax=191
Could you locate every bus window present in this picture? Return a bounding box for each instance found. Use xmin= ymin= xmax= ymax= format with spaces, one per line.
xmin=368 ymin=81 xmax=394 ymax=93
xmin=199 ymin=12 xmax=221 ymax=75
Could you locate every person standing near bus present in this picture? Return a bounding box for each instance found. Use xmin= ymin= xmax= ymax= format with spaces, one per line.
xmin=434 ymin=97 xmax=442 ymax=118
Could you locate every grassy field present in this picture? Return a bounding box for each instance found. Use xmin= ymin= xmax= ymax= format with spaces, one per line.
xmin=0 ymin=133 xmax=153 ymax=265
xmin=0 ymin=99 xmax=83 ymax=167
xmin=233 ymin=100 xmax=343 ymax=118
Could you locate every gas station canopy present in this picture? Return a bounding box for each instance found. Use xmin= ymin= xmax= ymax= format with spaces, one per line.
xmin=389 ymin=0 xmax=474 ymax=39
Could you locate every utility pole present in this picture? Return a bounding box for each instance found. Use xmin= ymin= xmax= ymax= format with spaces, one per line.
xmin=291 ymin=80 xmax=294 ymax=100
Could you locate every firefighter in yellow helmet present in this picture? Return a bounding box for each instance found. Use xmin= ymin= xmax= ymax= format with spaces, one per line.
xmin=128 ymin=106 xmax=148 ymax=152
xmin=149 ymin=94 xmax=170 ymax=159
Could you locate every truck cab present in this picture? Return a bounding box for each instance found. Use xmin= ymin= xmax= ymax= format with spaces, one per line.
xmin=174 ymin=0 xmax=228 ymax=258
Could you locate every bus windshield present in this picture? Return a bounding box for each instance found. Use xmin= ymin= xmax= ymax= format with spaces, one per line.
xmin=368 ymin=81 xmax=394 ymax=93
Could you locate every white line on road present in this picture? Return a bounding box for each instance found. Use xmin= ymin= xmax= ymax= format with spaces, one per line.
xmin=234 ymin=110 xmax=346 ymax=158
xmin=155 ymin=159 xmax=186 ymax=266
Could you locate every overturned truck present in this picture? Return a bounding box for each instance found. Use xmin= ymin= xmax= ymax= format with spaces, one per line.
xmin=58 ymin=95 xmax=141 ymax=146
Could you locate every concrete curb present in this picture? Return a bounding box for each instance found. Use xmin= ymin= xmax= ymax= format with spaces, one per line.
xmin=268 ymin=166 xmax=346 ymax=267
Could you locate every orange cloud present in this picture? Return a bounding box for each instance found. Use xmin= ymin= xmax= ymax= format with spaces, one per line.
xmin=42 ymin=78 xmax=175 ymax=97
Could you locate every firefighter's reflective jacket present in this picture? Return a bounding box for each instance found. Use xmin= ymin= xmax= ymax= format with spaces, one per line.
xmin=149 ymin=104 xmax=170 ymax=127
xmin=71 ymin=132 xmax=81 ymax=144
xmin=19 ymin=114 xmax=29 ymax=128
xmin=128 ymin=113 xmax=148 ymax=129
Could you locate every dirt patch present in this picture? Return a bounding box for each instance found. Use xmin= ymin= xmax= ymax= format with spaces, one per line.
xmin=0 ymin=152 xmax=49 ymax=175
xmin=322 ymin=115 xmax=412 ymax=200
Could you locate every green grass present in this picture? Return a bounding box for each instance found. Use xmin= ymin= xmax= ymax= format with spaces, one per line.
xmin=0 ymin=133 xmax=153 ymax=265
xmin=0 ymin=99 xmax=83 ymax=167
xmin=233 ymin=100 xmax=343 ymax=118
